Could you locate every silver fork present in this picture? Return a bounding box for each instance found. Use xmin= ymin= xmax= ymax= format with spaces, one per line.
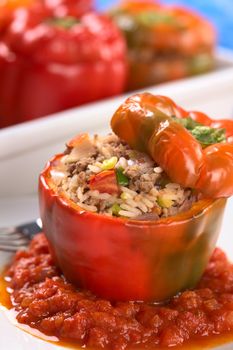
xmin=0 ymin=219 xmax=42 ymax=252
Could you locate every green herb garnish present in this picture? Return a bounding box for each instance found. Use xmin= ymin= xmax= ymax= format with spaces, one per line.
xmin=46 ymin=17 xmax=80 ymax=29
xmin=191 ymin=126 xmax=226 ymax=146
xmin=173 ymin=116 xmax=200 ymax=130
xmin=173 ymin=117 xmax=226 ymax=147
xmin=101 ymin=157 xmax=118 ymax=170
xmin=188 ymin=54 xmax=213 ymax=75
xmin=136 ymin=12 xmax=178 ymax=27
xmin=116 ymin=168 xmax=129 ymax=186
xmin=111 ymin=203 xmax=121 ymax=216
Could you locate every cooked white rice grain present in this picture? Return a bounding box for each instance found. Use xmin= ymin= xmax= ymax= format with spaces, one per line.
xmin=61 ymin=183 xmax=69 ymax=191
xmin=154 ymin=166 xmax=163 ymax=174
xmin=165 ymin=183 xmax=181 ymax=190
xmin=78 ymin=202 xmax=97 ymax=212
xmin=119 ymin=210 xmax=137 ymax=218
xmin=145 ymin=194 xmax=157 ymax=202
xmin=50 ymin=169 xmax=66 ymax=186
xmin=141 ymin=197 xmax=154 ymax=208
xmin=88 ymin=164 xmax=101 ymax=173
xmin=116 ymin=157 xmax=128 ymax=169
xmin=135 ymin=201 xmax=148 ymax=213
xmin=69 ymin=175 xmax=78 ymax=189
xmin=125 ymin=198 xmax=139 ymax=208
xmin=88 ymin=190 xmax=99 ymax=196
xmin=127 ymin=159 xmax=135 ymax=166
xmin=77 ymin=187 xmax=85 ymax=202
xmin=101 ymin=147 xmax=112 ymax=158
xmin=120 ymin=186 xmax=137 ymax=197
xmin=89 ymin=190 xmax=112 ymax=200
xmin=150 ymin=188 xmax=159 ymax=196
xmin=120 ymin=204 xmax=142 ymax=215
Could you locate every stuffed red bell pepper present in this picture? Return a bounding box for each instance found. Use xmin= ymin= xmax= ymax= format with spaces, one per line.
xmin=39 ymin=95 xmax=229 ymax=302
xmin=0 ymin=0 xmax=93 ymax=34
xmin=110 ymin=0 xmax=216 ymax=90
xmin=0 ymin=5 xmax=127 ymax=128
xmin=0 ymin=0 xmax=33 ymax=35
xmin=42 ymin=0 xmax=93 ymax=17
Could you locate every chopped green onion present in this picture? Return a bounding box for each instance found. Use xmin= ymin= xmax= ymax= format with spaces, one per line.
xmin=157 ymin=196 xmax=173 ymax=208
xmin=120 ymin=192 xmax=130 ymax=200
xmin=111 ymin=203 xmax=121 ymax=216
xmin=116 ymin=168 xmax=129 ymax=186
xmin=100 ymin=157 xmax=118 ymax=170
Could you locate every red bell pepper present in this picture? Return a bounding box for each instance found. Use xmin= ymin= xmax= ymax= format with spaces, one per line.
xmin=43 ymin=0 xmax=93 ymax=18
xmin=0 ymin=6 xmax=127 ymax=128
xmin=0 ymin=0 xmax=93 ymax=34
xmin=89 ymin=170 xmax=119 ymax=195
xmin=0 ymin=0 xmax=33 ymax=37
xmin=111 ymin=92 xmax=233 ymax=198
xmin=39 ymin=153 xmax=226 ymax=302
xmin=110 ymin=0 xmax=216 ymax=90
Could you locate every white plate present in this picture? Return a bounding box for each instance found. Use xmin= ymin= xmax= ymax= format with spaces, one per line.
xmin=1 ymin=48 xmax=233 ymax=349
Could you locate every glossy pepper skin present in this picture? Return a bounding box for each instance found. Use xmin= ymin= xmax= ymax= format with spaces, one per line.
xmin=0 ymin=0 xmax=93 ymax=32
xmin=42 ymin=0 xmax=93 ymax=18
xmin=0 ymin=6 xmax=127 ymax=128
xmin=39 ymin=154 xmax=226 ymax=302
xmin=0 ymin=0 xmax=34 ymax=41
xmin=110 ymin=0 xmax=216 ymax=90
xmin=111 ymin=93 xmax=233 ymax=198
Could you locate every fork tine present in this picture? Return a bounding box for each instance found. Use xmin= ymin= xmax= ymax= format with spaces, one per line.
xmin=0 ymin=232 xmax=26 ymax=239
xmin=0 ymin=244 xmax=28 ymax=252
xmin=16 ymin=220 xmax=42 ymax=239
xmin=0 ymin=219 xmax=42 ymax=252
xmin=0 ymin=227 xmax=17 ymax=235
xmin=0 ymin=220 xmax=41 ymax=237
xmin=0 ymin=238 xmax=30 ymax=246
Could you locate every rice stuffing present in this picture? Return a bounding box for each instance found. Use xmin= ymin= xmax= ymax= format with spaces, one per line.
xmin=54 ymin=134 xmax=197 ymax=219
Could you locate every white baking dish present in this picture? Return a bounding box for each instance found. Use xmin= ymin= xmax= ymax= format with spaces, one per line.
xmin=0 ymin=48 xmax=233 ymax=221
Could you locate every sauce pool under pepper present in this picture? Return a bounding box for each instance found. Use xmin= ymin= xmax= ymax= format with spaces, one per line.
xmin=1 ymin=233 xmax=233 ymax=349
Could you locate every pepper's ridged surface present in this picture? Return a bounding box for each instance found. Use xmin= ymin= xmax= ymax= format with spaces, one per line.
xmin=111 ymin=92 xmax=233 ymax=198
xmin=39 ymin=154 xmax=226 ymax=301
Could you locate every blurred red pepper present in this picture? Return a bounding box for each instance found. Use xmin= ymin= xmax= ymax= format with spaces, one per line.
xmin=43 ymin=0 xmax=93 ymax=17
xmin=0 ymin=0 xmax=93 ymax=34
xmin=0 ymin=0 xmax=33 ymax=35
xmin=0 ymin=6 xmax=127 ymax=128
xmin=110 ymin=0 xmax=216 ymax=90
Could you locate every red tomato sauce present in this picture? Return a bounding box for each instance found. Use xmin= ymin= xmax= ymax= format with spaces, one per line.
xmin=1 ymin=233 xmax=233 ymax=349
